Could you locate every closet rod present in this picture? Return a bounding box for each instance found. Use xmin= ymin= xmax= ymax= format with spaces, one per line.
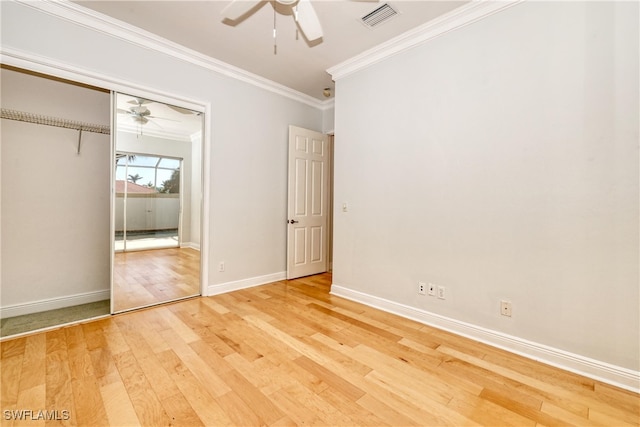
xmin=1 ymin=108 xmax=110 ymax=135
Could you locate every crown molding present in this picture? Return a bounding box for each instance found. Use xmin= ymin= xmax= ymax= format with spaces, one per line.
xmin=12 ymin=0 xmax=326 ymax=110
xmin=321 ymin=98 xmax=335 ymax=110
xmin=328 ymin=0 xmax=523 ymax=81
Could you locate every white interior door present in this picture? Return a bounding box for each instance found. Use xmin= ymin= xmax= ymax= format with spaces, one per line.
xmin=287 ymin=125 xmax=330 ymax=279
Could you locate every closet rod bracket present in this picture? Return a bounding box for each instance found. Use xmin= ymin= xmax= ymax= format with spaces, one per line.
xmin=77 ymin=129 xmax=83 ymax=155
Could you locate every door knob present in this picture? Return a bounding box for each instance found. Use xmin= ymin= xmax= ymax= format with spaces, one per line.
xmin=288 ymin=219 xmax=299 ymax=224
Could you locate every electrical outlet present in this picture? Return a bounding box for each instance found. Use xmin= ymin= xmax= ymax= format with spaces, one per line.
xmin=437 ymin=285 xmax=446 ymax=300
xmin=418 ymin=282 xmax=426 ymax=295
xmin=218 ymin=261 xmax=225 ymax=272
xmin=428 ymin=283 xmax=436 ymax=296
xmin=500 ymin=300 xmax=512 ymax=317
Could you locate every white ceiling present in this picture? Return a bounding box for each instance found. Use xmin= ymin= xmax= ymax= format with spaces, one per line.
xmin=75 ymin=1 xmax=468 ymax=100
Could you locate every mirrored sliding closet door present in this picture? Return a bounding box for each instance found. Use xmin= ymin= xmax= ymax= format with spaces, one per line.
xmin=112 ymin=93 xmax=203 ymax=313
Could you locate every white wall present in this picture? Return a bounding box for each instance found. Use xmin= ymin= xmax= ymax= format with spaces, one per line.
xmin=323 ymin=104 xmax=335 ymax=134
xmin=333 ymin=0 xmax=639 ymax=378
xmin=1 ymin=68 xmax=111 ymax=310
xmin=1 ymin=1 xmax=323 ymax=295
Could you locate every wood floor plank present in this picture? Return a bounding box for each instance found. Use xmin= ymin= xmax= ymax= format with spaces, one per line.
xmin=1 ymin=337 xmax=26 ymax=359
xmin=593 ymin=382 xmax=640 ymax=415
xmin=1 ymin=354 xmax=23 ymax=409
xmin=44 ymin=346 xmax=75 ymax=425
xmin=137 ymin=354 xmax=182 ymax=402
xmin=19 ymin=334 xmax=47 ymax=391
xmin=215 ymin=368 xmax=284 ymax=424
xmin=447 ymin=395 xmax=537 ymax=427
xmin=158 ymin=329 xmax=231 ymax=397
xmin=213 ymin=391 xmax=263 ymax=426
xmin=293 ymin=355 xmax=366 ymax=402
xmin=223 ymin=352 xmax=294 ymax=395
xmin=15 ymin=384 xmax=46 ymax=427
xmin=588 ymin=408 xmax=640 ymax=427
xmin=158 ymin=310 xmax=201 ymax=344
xmin=155 ymin=349 xmax=234 ymax=426
xmin=158 ymin=393 xmax=204 ymax=427
xmin=317 ymin=383 xmax=389 ymax=426
xmin=70 ymin=377 xmax=109 ymax=426
xmin=99 ymin=380 xmax=141 ymax=427
xmin=1 ymin=273 xmax=638 ymax=426
xmin=99 ymin=320 xmax=130 ymax=356
xmin=268 ymin=386 xmax=330 ymax=426
xmin=308 ymin=303 xmax=403 ymax=342
xmin=440 ymin=353 xmax=588 ymax=417
xmin=114 ymin=317 xmax=157 ymax=361
xmin=355 ymin=393 xmax=420 ymax=426
xmin=112 ymin=351 xmax=170 ymax=426
xmin=439 ymin=344 xmax=639 ymax=424
xmin=80 ymin=322 xmax=108 ymax=352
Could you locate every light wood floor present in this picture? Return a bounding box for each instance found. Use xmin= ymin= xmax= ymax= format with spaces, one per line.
xmin=1 ymin=274 xmax=638 ymax=426
xmin=113 ymin=247 xmax=200 ymax=312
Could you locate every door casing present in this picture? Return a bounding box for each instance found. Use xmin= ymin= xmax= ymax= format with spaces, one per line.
xmin=286 ymin=125 xmax=331 ymax=280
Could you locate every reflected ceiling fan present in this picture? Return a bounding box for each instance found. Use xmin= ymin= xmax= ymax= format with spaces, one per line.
xmin=222 ymin=0 xmax=375 ymax=42
xmin=117 ymin=98 xmax=190 ymax=127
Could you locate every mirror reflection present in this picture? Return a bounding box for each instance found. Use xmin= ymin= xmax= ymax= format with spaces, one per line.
xmin=112 ymin=93 xmax=203 ymax=313
xmin=115 ymin=154 xmax=182 ymax=251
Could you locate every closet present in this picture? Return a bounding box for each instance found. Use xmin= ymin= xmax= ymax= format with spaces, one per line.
xmin=0 ymin=66 xmax=111 ymax=336
xmin=1 ymin=66 xmax=205 ymax=336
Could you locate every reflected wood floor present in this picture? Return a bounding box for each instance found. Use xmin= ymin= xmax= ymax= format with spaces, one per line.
xmin=1 ymin=274 xmax=638 ymax=426
xmin=113 ymin=248 xmax=200 ymax=312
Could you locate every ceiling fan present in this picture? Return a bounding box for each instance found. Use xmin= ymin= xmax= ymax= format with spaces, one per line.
xmin=221 ymin=0 xmax=325 ymax=42
xmin=118 ymin=100 xmax=152 ymax=125
xmin=117 ymin=98 xmax=192 ymax=127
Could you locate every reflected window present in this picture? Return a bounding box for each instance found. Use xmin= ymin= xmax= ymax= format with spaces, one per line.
xmin=115 ymin=154 xmax=181 ymax=193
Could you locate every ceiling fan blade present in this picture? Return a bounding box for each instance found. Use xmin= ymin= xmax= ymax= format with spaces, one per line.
xmin=221 ymin=0 xmax=263 ymax=20
xmin=129 ymin=116 xmax=148 ymax=125
xmin=147 ymin=115 xmax=179 ymax=122
xmin=295 ymin=0 xmax=323 ymax=42
xmin=167 ymin=105 xmax=195 ymax=115
xmin=127 ymin=98 xmax=151 ymax=105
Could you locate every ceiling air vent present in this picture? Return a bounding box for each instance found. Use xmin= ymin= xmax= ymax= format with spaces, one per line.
xmin=361 ymin=3 xmax=398 ymax=28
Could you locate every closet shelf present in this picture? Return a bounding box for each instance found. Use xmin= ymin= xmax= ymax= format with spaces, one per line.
xmin=1 ymin=108 xmax=110 ymax=135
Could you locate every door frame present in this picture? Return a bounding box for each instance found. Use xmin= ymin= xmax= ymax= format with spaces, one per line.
xmin=286 ymin=126 xmax=333 ymax=279
xmin=1 ymin=52 xmax=210 ymax=319
xmin=109 ymin=90 xmax=210 ymax=314
xmin=326 ymin=134 xmax=334 ymax=272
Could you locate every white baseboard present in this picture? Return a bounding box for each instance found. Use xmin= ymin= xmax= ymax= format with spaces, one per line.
xmin=207 ymin=271 xmax=287 ymax=296
xmin=331 ymin=284 xmax=640 ymax=393
xmin=1 ymin=289 xmax=110 ymax=318
xmin=181 ymin=241 xmax=201 ymax=250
